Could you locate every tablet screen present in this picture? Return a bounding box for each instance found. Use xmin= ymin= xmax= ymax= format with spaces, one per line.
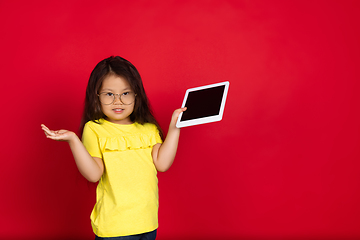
xmin=180 ymin=85 xmax=225 ymax=121
xmin=176 ymin=81 xmax=229 ymax=128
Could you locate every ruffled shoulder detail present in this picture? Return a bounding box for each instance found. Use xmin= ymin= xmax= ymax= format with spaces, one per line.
xmin=99 ymin=132 xmax=161 ymax=152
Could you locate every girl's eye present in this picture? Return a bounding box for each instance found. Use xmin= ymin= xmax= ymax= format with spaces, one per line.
xmin=122 ymin=92 xmax=130 ymax=96
xmin=106 ymin=92 xmax=114 ymax=96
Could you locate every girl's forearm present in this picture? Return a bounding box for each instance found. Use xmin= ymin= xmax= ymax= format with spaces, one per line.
xmin=152 ymin=107 xmax=186 ymax=172
xmin=68 ymin=134 xmax=104 ymax=182
xmin=155 ymin=128 xmax=181 ymax=172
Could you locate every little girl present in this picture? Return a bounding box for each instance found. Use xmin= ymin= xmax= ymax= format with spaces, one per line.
xmin=41 ymin=56 xmax=186 ymax=240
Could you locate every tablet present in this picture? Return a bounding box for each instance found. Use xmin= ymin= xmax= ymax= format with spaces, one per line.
xmin=176 ymin=81 xmax=229 ymax=128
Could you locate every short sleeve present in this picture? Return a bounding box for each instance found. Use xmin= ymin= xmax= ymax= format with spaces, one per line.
xmin=154 ymin=126 xmax=163 ymax=145
xmin=82 ymin=123 xmax=102 ymax=158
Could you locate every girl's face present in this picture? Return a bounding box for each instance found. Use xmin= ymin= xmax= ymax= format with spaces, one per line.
xmin=99 ymin=74 xmax=135 ymax=125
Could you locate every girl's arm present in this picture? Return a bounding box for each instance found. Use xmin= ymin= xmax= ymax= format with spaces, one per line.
xmin=152 ymin=108 xmax=186 ymax=172
xmin=41 ymin=124 xmax=104 ymax=182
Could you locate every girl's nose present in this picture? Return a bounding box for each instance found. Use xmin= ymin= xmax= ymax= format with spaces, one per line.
xmin=113 ymin=94 xmax=123 ymax=104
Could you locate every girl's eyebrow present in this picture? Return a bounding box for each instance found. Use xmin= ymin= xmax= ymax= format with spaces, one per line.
xmin=101 ymin=88 xmax=114 ymax=92
xmin=101 ymin=87 xmax=132 ymax=92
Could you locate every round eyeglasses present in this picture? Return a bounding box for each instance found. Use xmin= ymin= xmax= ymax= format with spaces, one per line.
xmin=98 ymin=91 xmax=137 ymax=105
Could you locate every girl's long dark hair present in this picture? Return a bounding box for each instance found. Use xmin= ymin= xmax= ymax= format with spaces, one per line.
xmin=79 ymin=56 xmax=164 ymax=139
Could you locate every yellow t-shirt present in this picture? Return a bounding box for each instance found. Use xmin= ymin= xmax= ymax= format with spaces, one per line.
xmin=82 ymin=119 xmax=162 ymax=237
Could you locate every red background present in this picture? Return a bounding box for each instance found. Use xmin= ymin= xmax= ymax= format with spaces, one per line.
xmin=1 ymin=1 xmax=360 ymax=239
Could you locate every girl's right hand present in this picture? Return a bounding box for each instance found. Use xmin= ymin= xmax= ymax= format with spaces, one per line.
xmin=41 ymin=124 xmax=76 ymax=142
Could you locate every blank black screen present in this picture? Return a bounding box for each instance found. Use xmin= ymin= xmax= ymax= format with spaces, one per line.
xmin=180 ymin=85 xmax=225 ymax=121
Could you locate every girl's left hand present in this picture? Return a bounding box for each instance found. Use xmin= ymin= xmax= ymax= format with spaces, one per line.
xmin=169 ymin=107 xmax=187 ymax=130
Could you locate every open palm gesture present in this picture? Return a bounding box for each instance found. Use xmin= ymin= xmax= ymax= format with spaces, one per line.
xmin=41 ymin=124 xmax=76 ymax=142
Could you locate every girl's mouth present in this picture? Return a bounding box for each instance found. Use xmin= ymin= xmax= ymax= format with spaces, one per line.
xmin=113 ymin=108 xmax=124 ymax=113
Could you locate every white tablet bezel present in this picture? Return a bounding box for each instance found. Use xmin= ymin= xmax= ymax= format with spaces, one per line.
xmin=176 ymin=81 xmax=229 ymax=128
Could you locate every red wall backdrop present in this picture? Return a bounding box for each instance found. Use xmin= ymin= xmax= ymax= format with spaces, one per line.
xmin=1 ymin=0 xmax=360 ymax=239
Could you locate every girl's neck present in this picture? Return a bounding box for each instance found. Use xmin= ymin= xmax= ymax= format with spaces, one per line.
xmin=104 ymin=117 xmax=134 ymax=125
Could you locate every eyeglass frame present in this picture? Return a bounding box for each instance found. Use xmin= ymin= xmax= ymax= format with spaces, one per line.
xmin=97 ymin=91 xmax=137 ymax=105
